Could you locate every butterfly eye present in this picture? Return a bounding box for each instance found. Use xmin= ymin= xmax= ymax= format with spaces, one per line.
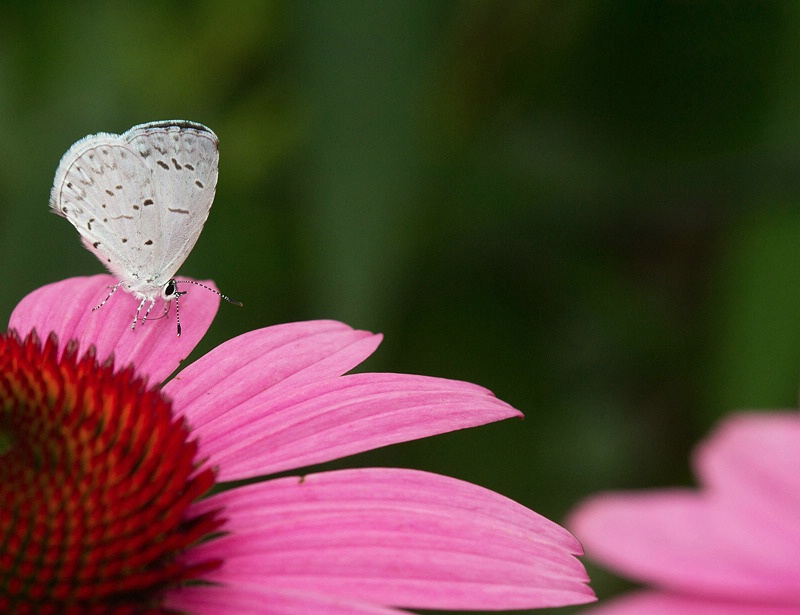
xmin=162 ymin=279 xmax=184 ymax=299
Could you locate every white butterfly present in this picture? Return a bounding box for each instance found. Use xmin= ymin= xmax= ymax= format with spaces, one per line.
xmin=50 ymin=120 xmax=240 ymax=335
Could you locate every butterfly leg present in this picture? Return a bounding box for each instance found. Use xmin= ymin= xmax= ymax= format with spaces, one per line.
xmin=140 ymin=297 xmax=158 ymax=329
xmin=92 ymin=281 xmax=123 ymax=312
xmin=131 ymin=297 xmax=152 ymax=331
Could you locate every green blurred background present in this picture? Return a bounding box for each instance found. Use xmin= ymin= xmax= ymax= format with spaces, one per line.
xmin=1 ymin=1 xmax=798 ymax=612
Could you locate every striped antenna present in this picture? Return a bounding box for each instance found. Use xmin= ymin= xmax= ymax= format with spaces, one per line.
xmin=173 ymin=279 xmax=243 ymax=338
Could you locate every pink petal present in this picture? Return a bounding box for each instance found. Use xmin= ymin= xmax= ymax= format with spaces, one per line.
xmin=191 ymin=371 xmax=520 ymax=481
xmin=164 ymin=320 xmax=382 ymax=428
xmin=184 ymin=468 xmax=594 ymax=611
xmin=569 ymin=488 xmax=800 ymax=603
xmin=570 ymin=412 xmax=800 ymax=604
xmin=575 ymin=591 xmax=800 ymax=615
xmin=168 ymin=584 xmax=402 ymax=615
xmin=9 ymin=275 xmax=218 ymax=384
xmin=694 ymin=412 xmax=800 ymax=548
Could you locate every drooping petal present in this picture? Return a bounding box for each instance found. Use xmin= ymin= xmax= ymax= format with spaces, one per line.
xmin=8 ymin=275 xmax=218 ymax=384
xmin=167 ymin=584 xmax=403 ymax=615
xmin=694 ymin=412 xmax=800 ymax=553
xmin=163 ymin=320 xmax=382 ymax=428
xmin=570 ymin=412 xmax=800 ymax=605
xmin=182 ymin=468 xmax=594 ymax=611
xmin=569 ymin=487 xmax=800 ymax=604
xmin=574 ymin=590 xmax=800 ymax=615
xmin=192 ymin=371 xmax=520 ymax=481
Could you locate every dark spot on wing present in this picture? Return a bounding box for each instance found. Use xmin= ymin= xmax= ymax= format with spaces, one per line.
xmin=87 ymin=218 xmax=94 ymax=230
xmin=122 ymin=238 xmax=128 ymax=243
xmin=195 ymin=180 xmax=204 ymax=188
xmin=168 ymin=208 xmax=189 ymax=215
xmin=93 ymin=241 xmax=101 ymax=248
xmin=144 ymin=239 xmax=153 ymax=246
xmin=143 ymin=199 xmax=154 ymax=206
xmin=133 ymin=204 xmax=139 ymax=210
xmin=105 ymin=189 xmax=114 ymax=196
xmin=157 ymin=160 xmax=169 ymax=170
xmin=184 ymin=163 xmax=195 ymax=171
xmin=171 ymin=158 xmax=182 ymax=170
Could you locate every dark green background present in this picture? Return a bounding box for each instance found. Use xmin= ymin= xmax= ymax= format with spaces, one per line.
xmin=1 ymin=2 xmax=798 ymax=612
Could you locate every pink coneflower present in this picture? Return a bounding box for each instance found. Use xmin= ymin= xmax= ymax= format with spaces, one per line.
xmin=3 ymin=274 xmax=594 ymax=614
xmin=568 ymin=411 xmax=800 ymax=615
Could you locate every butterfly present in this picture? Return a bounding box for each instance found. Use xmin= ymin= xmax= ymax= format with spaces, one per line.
xmin=50 ymin=120 xmax=240 ymax=336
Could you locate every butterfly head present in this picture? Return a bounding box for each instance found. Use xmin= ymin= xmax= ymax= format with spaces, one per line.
xmin=161 ymin=278 xmax=187 ymax=301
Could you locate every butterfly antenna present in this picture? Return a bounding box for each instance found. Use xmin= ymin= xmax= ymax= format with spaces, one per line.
xmin=176 ymin=280 xmax=243 ymax=306
xmin=175 ymin=292 xmax=183 ymax=337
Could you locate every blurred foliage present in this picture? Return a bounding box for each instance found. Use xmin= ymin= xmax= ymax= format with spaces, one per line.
xmin=0 ymin=1 xmax=798 ymax=612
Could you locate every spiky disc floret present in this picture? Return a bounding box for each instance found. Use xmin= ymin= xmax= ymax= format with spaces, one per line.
xmin=0 ymin=331 xmax=223 ymax=614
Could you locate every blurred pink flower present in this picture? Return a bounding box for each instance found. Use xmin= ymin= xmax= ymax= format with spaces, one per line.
xmin=568 ymin=411 xmax=800 ymax=615
xmin=4 ymin=274 xmax=594 ymax=614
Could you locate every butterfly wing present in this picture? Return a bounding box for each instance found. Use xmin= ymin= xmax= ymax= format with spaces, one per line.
xmin=50 ymin=121 xmax=219 ymax=300
xmin=50 ymin=132 xmax=159 ymax=293
xmin=123 ymin=121 xmax=219 ymax=288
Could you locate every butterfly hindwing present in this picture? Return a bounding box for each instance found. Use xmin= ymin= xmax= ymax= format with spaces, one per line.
xmin=51 ymin=135 xmax=158 ymax=289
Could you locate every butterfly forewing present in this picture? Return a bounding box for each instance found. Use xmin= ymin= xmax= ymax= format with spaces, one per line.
xmin=124 ymin=122 xmax=219 ymax=290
